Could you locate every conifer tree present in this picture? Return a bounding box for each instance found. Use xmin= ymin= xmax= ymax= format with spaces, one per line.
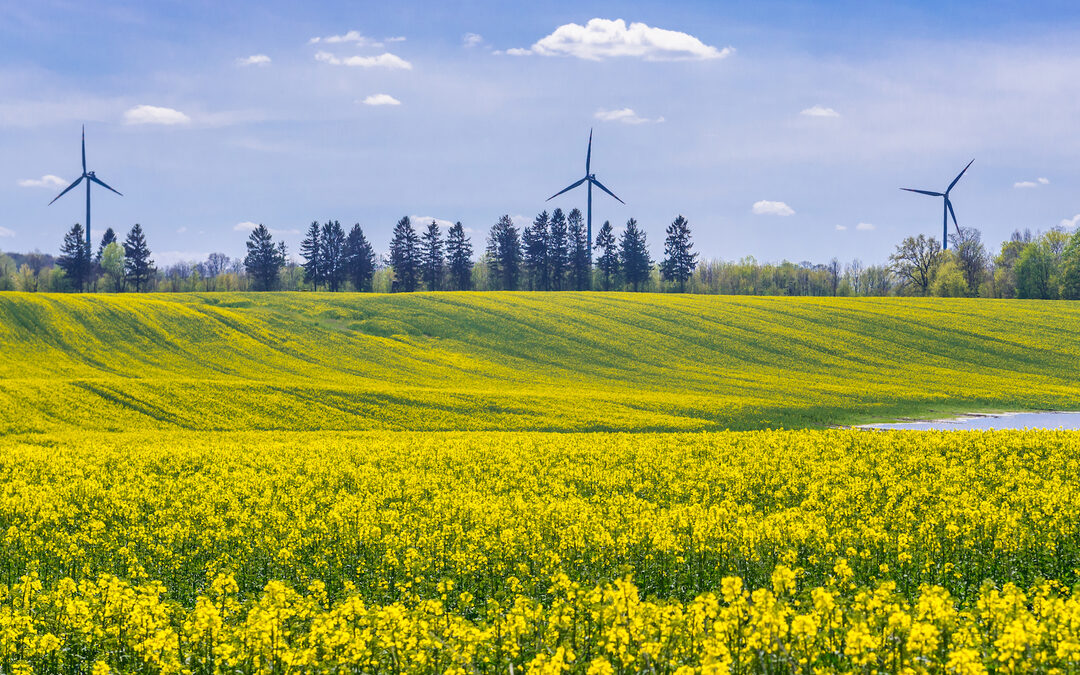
xmin=321 ymin=220 xmax=346 ymax=291
xmin=620 ymin=218 xmax=653 ymax=292
xmin=486 ymin=215 xmax=522 ymax=291
xmin=344 ymin=223 xmax=376 ymax=292
xmin=58 ymin=223 xmax=91 ymax=292
xmin=299 ymin=221 xmax=323 ymax=290
xmin=567 ymin=208 xmax=590 ymax=291
xmin=548 ymin=208 xmax=569 ymax=290
xmin=594 ymin=220 xmax=619 ymax=291
xmin=96 ymin=227 xmax=117 ymax=263
xmin=122 ymin=224 xmax=155 ymax=292
xmin=660 ymin=215 xmax=697 ymax=292
xmin=446 ymin=221 xmax=474 ymax=291
xmin=420 ymin=220 xmax=444 ymax=291
xmin=389 ymin=216 xmax=420 ymax=292
xmin=523 ymin=211 xmax=550 ymax=291
xmin=244 ymin=224 xmax=285 ymax=291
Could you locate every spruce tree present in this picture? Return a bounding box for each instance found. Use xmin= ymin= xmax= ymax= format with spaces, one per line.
xmin=244 ymin=224 xmax=285 ymax=291
xmin=420 ymin=220 xmax=444 ymax=291
xmin=594 ymin=220 xmax=619 ymax=291
xmin=660 ymin=215 xmax=697 ymax=292
xmin=96 ymin=227 xmax=117 ymax=263
xmin=58 ymin=223 xmax=91 ymax=292
xmin=446 ymin=221 xmax=474 ymax=291
xmin=344 ymin=223 xmax=376 ymax=292
xmin=486 ymin=215 xmax=522 ymax=291
xmin=567 ymin=208 xmax=590 ymax=291
xmin=389 ymin=216 xmax=420 ymax=292
xmin=321 ymin=220 xmax=346 ymax=291
xmin=122 ymin=224 xmax=155 ymax=292
xmin=523 ymin=211 xmax=550 ymax=291
xmin=620 ymin=218 xmax=653 ymax=292
xmin=548 ymin=208 xmax=569 ymax=290
xmin=299 ymin=221 xmax=323 ymax=290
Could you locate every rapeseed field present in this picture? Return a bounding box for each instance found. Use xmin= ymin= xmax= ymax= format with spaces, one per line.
xmin=2 ymin=293 xmax=1080 ymax=672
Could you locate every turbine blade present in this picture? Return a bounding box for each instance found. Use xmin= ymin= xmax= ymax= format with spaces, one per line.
xmin=590 ymin=177 xmax=624 ymax=204
xmin=946 ymin=158 xmax=974 ymax=194
xmin=946 ymin=198 xmax=960 ymax=234
xmin=546 ymin=176 xmax=588 ymax=201
xmin=899 ymin=188 xmax=944 ymax=197
xmin=88 ymin=174 xmax=123 ymax=196
xmin=48 ymin=176 xmax=84 ymax=205
xmin=82 ymin=125 xmax=86 ymax=174
xmin=586 ymin=128 xmax=592 ymax=175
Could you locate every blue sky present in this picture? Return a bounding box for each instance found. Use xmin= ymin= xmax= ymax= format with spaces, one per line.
xmin=3 ymin=0 xmax=1080 ymax=266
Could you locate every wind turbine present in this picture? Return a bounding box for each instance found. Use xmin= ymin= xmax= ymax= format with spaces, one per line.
xmin=900 ymin=159 xmax=973 ymax=250
xmin=547 ymin=129 xmax=624 ymax=263
xmin=49 ymin=126 xmax=123 ymax=250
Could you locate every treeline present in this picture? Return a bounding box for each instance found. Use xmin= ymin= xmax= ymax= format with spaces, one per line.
xmin=4 ymin=216 xmax=1080 ymax=298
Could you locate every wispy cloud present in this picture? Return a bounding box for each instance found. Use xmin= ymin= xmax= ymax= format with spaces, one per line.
xmin=835 ymin=224 xmax=848 ymax=231
xmin=1061 ymin=214 xmax=1080 ymax=229
xmin=233 ymin=221 xmax=299 ymax=236
xmin=385 ymin=36 xmax=406 ymax=43
xmin=752 ymin=200 xmax=795 ymax=216
xmin=463 ymin=33 xmax=483 ymax=47
xmin=309 ymin=31 xmax=380 ymax=47
xmin=800 ymin=105 xmax=840 ymax=118
xmin=856 ymin=222 xmax=876 ymax=231
xmin=237 ymin=54 xmax=271 ymax=67
xmin=314 ymin=51 xmax=412 ymax=69
xmin=1015 ymin=177 xmax=1050 ymax=188
xmin=411 ymin=216 xmax=455 ymax=229
xmin=0 ymin=226 xmax=14 ymax=238
xmin=594 ymin=108 xmax=664 ymax=124
xmin=507 ymin=18 xmax=732 ymax=61
xmin=361 ymin=94 xmax=401 ymax=106
xmin=123 ymin=105 xmax=191 ymax=126
xmin=17 ymin=174 xmax=67 ymax=189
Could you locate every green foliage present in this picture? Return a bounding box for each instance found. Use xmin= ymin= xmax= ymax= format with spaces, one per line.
xmin=99 ymin=241 xmax=125 ymax=292
xmin=593 ymin=220 xmax=619 ymax=291
xmin=122 ymin=223 xmax=155 ymax=292
xmin=389 ymin=216 xmax=420 ymax=292
xmin=619 ymin=218 xmax=652 ymax=291
xmin=660 ymin=214 xmax=697 ymax=291
xmin=243 ymin=224 xmax=285 ymax=291
xmin=419 ymin=220 xmax=443 ymax=291
xmin=485 ymin=215 xmax=521 ymax=291
xmin=57 ymin=223 xmax=91 ymax=292
xmin=445 ymin=221 xmax=473 ymax=291
xmin=1060 ymin=229 xmax=1080 ymax=300
xmin=931 ymin=256 xmax=969 ymax=297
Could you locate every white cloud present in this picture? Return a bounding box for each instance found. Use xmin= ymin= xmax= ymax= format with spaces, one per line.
xmin=17 ymin=174 xmax=67 ymax=189
xmin=385 ymin=36 xmax=406 ymax=43
xmin=501 ymin=47 xmax=532 ymax=56
xmin=856 ymin=222 xmax=876 ymax=231
xmin=835 ymin=225 xmax=847 ymax=231
xmin=510 ymin=18 xmax=732 ymax=61
xmin=233 ymin=221 xmax=299 ymax=236
xmin=155 ymin=251 xmax=210 ymax=266
xmin=594 ymin=108 xmax=664 ymax=124
xmin=1014 ymin=181 xmax=1037 ymax=188
xmin=752 ymin=200 xmax=795 ymax=216
xmin=411 ymin=216 xmax=455 ymax=229
xmin=362 ymin=94 xmax=401 ymax=106
xmin=309 ymin=31 xmax=380 ymax=47
xmin=123 ymin=105 xmax=191 ymax=126
xmin=463 ymin=33 xmax=483 ymax=47
xmin=800 ymin=105 xmax=840 ymax=118
xmin=1039 ymin=177 xmax=1050 ymax=184
xmin=314 ymin=51 xmax=412 ymax=69
xmin=0 ymin=226 xmax=14 ymax=238
xmin=237 ymin=54 xmax=271 ymax=67
xmin=1061 ymin=214 xmax=1080 ymax=229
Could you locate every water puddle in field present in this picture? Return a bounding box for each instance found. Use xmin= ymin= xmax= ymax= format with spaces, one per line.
xmin=860 ymin=412 xmax=1080 ymax=431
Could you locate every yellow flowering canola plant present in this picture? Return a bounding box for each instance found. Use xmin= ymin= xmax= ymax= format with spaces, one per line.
xmin=2 ymin=293 xmax=1080 ymax=672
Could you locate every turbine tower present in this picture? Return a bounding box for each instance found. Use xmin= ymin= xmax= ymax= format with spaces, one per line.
xmin=900 ymin=159 xmax=973 ymax=250
xmin=49 ymin=126 xmax=123 ymax=250
xmin=547 ymin=129 xmax=624 ymax=263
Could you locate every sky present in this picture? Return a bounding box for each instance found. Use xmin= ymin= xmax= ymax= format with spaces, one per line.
xmin=3 ymin=0 xmax=1080 ymax=267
